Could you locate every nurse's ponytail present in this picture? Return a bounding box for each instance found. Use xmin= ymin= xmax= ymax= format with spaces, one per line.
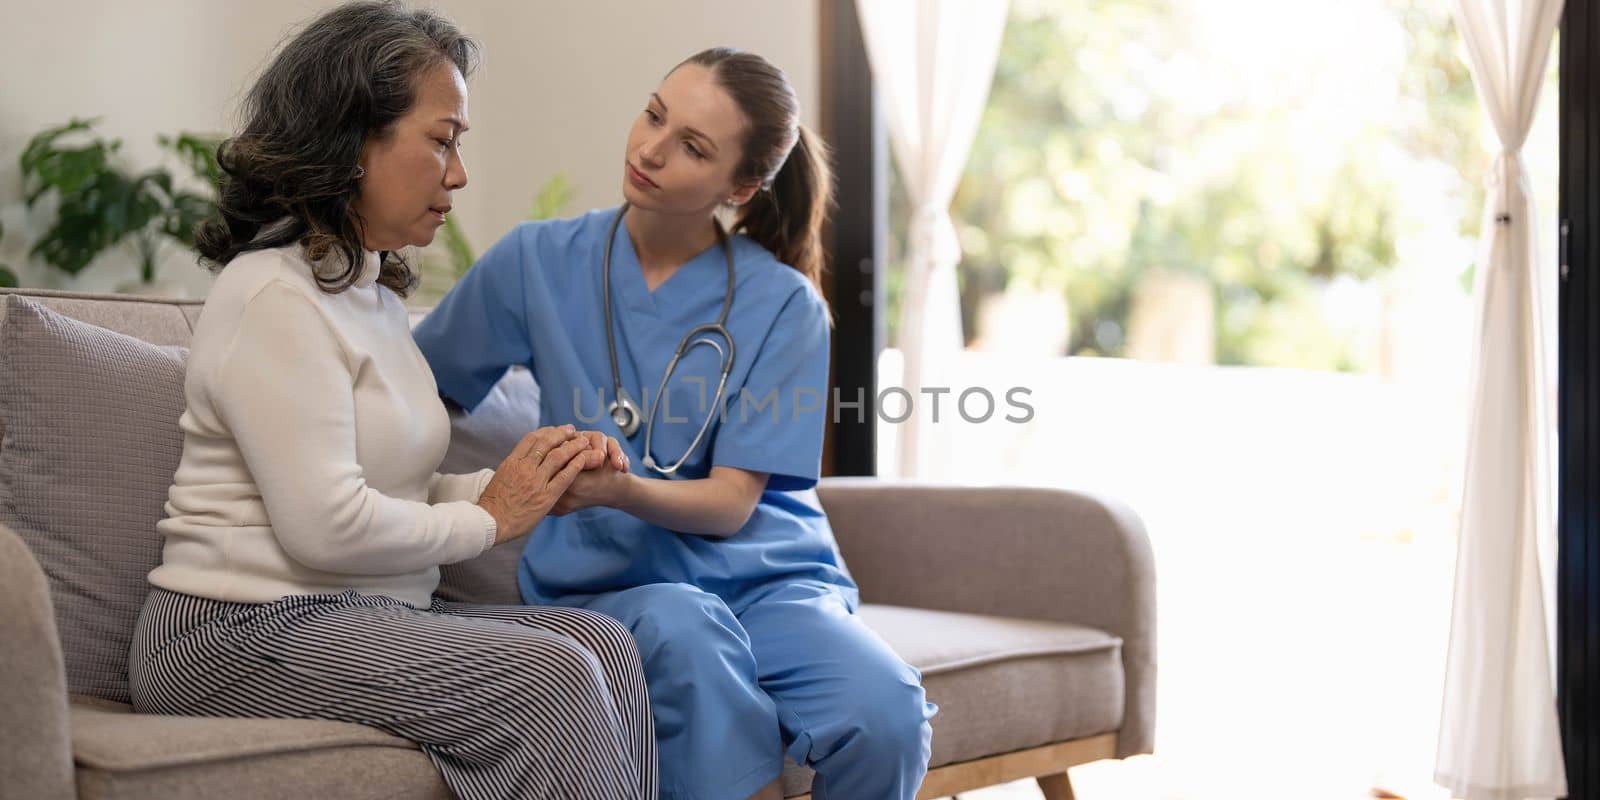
xmin=678 ymin=48 xmax=835 ymax=305
xmin=739 ymin=123 xmax=833 ymax=300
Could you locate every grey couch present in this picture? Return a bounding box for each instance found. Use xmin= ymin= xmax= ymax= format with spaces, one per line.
xmin=0 ymin=287 xmax=1156 ymax=800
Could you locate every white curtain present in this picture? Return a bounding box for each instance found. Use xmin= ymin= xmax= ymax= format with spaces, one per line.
xmin=1437 ymin=0 xmax=1565 ymax=797
xmin=857 ymin=0 xmax=1008 ymax=478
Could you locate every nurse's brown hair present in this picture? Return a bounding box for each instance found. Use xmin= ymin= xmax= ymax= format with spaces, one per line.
xmin=676 ymin=48 xmax=835 ymax=305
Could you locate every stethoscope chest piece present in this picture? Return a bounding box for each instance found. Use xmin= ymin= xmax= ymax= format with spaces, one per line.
xmin=609 ymin=393 xmax=643 ymax=438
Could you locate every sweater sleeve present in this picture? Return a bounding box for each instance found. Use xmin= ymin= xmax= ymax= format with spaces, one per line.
xmin=212 ymin=281 xmax=495 ymax=575
xmin=427 ymin=469 xmax=496 ymax=505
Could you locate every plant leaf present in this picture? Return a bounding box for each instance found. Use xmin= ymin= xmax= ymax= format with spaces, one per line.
xmin=24 ymin=142 xmax=113 ymax=207
xmin=159 ymin=132 xmax=225 ymax=187
xmin=439 ymin=214 xmax=475 ymax=277
xmin=0 ymin=265 xmax=16 ymax=289
xmin=32 ymin=170 xmax=142 ymax=275
xmin=527 ymin=173 xmax=576 ymax=221
xmin=19 ymin=118 xmax=97 ymax=176
xmin=162 ymin=191 xmax=217 ymax=245
xmin=20 ymin=119 xmax=114 ymax=207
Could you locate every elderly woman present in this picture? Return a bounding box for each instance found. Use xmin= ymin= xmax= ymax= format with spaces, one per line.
xmin=126 ymin=3 xmax=656 ymax=798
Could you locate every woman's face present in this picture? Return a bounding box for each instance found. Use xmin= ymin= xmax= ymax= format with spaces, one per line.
xmin=622 ymin=64 xmax=759 ymax=216
xmin=353 ymin=63 xmax=470 ymax=252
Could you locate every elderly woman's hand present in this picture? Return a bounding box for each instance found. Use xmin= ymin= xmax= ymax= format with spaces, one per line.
xmin=476 ymin=425 xmax=593 ymax=544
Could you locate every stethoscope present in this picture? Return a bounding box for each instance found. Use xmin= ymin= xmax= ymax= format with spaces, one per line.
xmin=602 ymin=202 xmax=737 ymax=476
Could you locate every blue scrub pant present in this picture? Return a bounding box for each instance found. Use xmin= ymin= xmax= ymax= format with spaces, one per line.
xmin=553 ymin=580 xmax=935 ymax=800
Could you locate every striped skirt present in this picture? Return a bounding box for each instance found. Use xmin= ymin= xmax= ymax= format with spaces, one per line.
xmin=129 ymin=587 xmax=658 ymax=800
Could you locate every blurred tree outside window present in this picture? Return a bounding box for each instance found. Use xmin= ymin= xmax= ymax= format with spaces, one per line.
xmin=886 ymin=0 xmax=1557 ymax=379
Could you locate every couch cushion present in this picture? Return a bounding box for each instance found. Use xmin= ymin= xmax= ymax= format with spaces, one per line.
xmin=0 ymin=296 xmax=188 ymax=703
xmin=65 ymin=603 xmax=1122 ymax=799
xmin=0 ymin=289 xmax=196 ymax=445
xmin=70 ymin=701 xmax=448 ymax=800
xmin=0 ymin=290 xmax=196 ymax=347
xmin=775 ymin=604 xmax=1123 ymax=795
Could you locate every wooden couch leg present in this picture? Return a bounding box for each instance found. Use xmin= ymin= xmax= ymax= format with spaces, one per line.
xmin=1036 ymin=771 xmax=1077 ymax=800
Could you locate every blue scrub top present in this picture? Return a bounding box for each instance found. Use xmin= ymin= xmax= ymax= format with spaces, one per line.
xmin=414 ymin=208 xmax=856 ymax=605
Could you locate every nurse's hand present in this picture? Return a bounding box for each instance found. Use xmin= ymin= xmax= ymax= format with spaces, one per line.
xmin=477 ymin=425 xmax=593 ymax=544
xmin=549 ymin=432 xmax=632 ymax=516
xmin=576 ymin=430 xmax=629 ymax=472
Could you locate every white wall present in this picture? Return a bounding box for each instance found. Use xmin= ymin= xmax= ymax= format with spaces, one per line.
xmin=0 ymin=0 xmax=818 ymax=296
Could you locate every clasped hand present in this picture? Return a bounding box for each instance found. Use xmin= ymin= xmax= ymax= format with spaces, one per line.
xmin=476 ymin=426 xmax=631 ymax=545
xmin=550 ymin=430 xmax=632 ymax=516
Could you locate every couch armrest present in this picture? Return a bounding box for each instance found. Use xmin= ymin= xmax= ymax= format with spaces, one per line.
xmin=0 ymin=523 xmax=76 ymax=798
xmin=816 ymin=478 xmax=1156 ymax=758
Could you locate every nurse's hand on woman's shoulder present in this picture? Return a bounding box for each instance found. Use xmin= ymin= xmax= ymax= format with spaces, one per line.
xmin=548 ymin=431 xmax=632 ymax=517
xmin=476 ymin=425 xmax=594 ymax=545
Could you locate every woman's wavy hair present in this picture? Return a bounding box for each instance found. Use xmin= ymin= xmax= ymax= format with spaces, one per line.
xmin=195 ymin=1 xmax=479 ymax=295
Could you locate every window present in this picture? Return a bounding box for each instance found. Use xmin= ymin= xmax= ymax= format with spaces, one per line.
xmin=881 ymin=1 xmax=1560 ymax=796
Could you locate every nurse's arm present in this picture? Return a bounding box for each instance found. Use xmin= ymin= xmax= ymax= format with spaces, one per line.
xmin=613 ymin=466 xmax=767 ymax=538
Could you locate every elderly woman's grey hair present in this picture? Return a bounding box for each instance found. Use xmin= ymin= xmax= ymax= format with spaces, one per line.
xmin=196 ymin=1 xmax=481 ymax=295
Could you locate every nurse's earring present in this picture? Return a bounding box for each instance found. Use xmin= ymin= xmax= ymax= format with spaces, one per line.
xmin=352 ymin=165 xmax=366 ymax=181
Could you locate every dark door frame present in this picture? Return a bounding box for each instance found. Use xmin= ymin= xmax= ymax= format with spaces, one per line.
xmin=819 ymin=0 xmax=885 ymax=477
xmin=1559 ymin=4 xmax=1596 ymax=797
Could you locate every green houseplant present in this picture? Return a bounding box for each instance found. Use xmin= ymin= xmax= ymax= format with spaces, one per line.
xmin=17 ymin=118 xmax=220 ymax=287
xmin=0 ymin=220 xmax=16 ymax=288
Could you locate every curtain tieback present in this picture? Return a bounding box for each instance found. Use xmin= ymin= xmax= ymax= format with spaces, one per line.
xmin=908 ymin=203 xmax=963 ymax=272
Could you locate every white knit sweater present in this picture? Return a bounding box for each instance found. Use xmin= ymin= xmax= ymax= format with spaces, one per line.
xmin=148 ymin=244 xmax=497 ymax=608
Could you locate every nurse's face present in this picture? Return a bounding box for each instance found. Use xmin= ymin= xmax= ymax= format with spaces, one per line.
xmin=353 ymin=63 xmax=470 ymax=252
xmin=622 ymin=64 xmax=759 ymax=216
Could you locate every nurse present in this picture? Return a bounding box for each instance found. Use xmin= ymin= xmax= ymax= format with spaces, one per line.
xmin=415 ymin=48 xmax=934 ymax=800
